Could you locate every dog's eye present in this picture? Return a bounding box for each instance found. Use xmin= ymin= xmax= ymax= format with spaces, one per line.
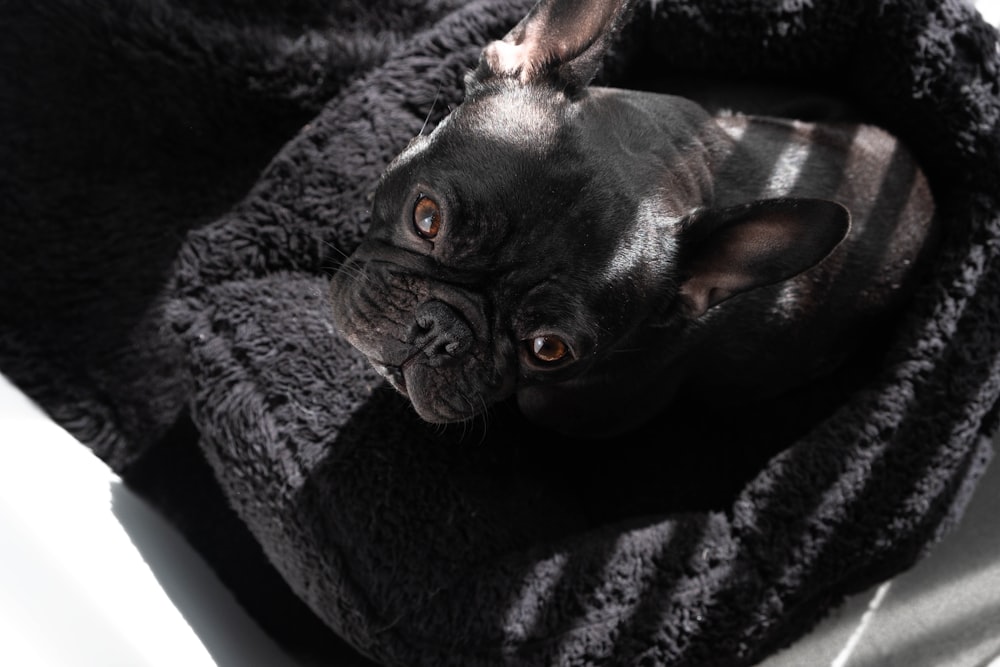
xmin=413 ymin=195 xmax=441 ymax=239
xmin=529 ymin=335 xmax=570 ymax=364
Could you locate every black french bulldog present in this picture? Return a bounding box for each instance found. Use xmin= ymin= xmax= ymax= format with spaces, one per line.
xmin=330 ymin=0 xmax=937 ymax=437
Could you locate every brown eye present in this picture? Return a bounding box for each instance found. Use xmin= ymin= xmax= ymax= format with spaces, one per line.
xmin=413 ymin=195 xmax=441 ymax=239
xmin=530 ymin=335 xmax=569 ymax=364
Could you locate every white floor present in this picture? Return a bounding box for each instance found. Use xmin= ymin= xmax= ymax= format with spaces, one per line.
xmin=0 ymin=373 xmax=299 ymax=667
xmin=0 ymin=2 xmax=997 ymax=665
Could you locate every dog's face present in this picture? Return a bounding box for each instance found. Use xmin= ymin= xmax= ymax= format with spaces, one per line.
xmin=330 ymin=0 xmax=851 ymax=435
xmin=331 ymin=83 xmax=681 ymax=428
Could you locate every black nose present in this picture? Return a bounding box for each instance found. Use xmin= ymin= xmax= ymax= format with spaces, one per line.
xmin=410 ymin=300 xmax=473 ymax=365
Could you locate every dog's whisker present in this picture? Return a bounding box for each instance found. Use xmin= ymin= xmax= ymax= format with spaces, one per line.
xmin=321 ymin=242 xmax=376 ymax=284
xmin=333 ymin=265 xmax=371 ymax=287
xmin=420 ymin=83 xmax=444 ymax=137
xmin=320 ymin=245 xmax=372 ymax=285
xmin=458 ymin=394 xmax=475 ymax=443
xmin=475 ymin=394 xmax=491 ymax=447
xmin=320 ymin=237 xmax=353 ymax=260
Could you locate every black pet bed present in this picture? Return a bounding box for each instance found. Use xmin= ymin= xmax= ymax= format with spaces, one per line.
xmin=2 ymin=0 xmax=999 ymax=665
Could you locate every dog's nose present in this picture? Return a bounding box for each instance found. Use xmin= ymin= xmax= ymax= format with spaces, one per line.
xmin=410 ymin=300 xmax=473 ymax=365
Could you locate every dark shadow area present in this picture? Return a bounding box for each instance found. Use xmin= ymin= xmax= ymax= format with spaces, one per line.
xmin=494 ymin=344 xmax=876 ymax=521
xmin=0 ymin=2 xmax=322 ymax=465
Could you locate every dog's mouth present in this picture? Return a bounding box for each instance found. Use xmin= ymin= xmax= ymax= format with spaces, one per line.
xmin=367 ymin=345 xmax=517 ymax=424
xmin=370 ymin=334 xmax=441 ymax=396
xmin=368 ymin=352 xmax=471 ymax=422
xmin=374 ymin=362 xmax=408 ymax=394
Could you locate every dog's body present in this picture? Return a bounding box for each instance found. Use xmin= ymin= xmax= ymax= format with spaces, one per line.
xmin=330 ymin=0 xmax=937 ymax=437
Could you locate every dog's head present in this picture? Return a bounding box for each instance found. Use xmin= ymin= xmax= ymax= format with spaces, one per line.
xmin=330 ymin=0 xmax=849 ymax=435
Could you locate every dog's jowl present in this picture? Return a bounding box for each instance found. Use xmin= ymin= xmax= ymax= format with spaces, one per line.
xmin=330 ymin=0 xmax=937 ymax=437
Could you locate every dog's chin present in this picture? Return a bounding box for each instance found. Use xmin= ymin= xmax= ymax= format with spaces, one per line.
xmin=409 ymin=397 xmax=462 ymax=424
xmin=391 ymin=365 xmax=478 ymax=424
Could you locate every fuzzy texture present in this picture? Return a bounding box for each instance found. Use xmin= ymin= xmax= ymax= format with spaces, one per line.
xmin=2 ymin=0 xmax=999 ymax=665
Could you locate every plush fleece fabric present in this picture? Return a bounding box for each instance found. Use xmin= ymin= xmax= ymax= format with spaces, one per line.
xmin=1 ymin=0 xmax=998 ymax=665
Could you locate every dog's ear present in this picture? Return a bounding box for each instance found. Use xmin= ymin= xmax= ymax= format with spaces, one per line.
xmin=675 ymin=198 xmax=851 ymax=318
xmin=472 ymin=0 xmax=636 ymax=94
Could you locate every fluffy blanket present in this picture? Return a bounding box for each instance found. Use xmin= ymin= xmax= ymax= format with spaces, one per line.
xmin=2 ymin=0 xmax=998 ymax=665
